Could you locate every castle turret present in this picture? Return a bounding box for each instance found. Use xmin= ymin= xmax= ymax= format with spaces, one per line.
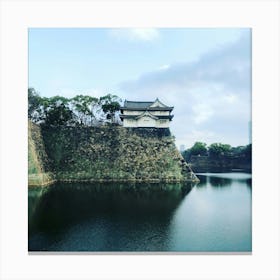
xmin=120 ymin=98 xmax=174 ymax=128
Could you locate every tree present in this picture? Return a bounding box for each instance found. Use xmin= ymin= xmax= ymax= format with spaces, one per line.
xmin=190 ymin=142 xmax=208 ymax=156
xmin=71 ymin=95 xmax=98 ymax=126
xmin=28 ymin=88 xmax=123 ymax=127
xmin=243 ymin=144 xmax=252 ymax=163
xmin=208 ymin=143 xmax=231 ymax=159
xmin=99 ymin=94 xmax=121 ymax=124
xmin=43 ymin=96 xmax=73 ymax=126
xmin=181 ymin=142 xmax=207 ymax=161
xmin=28 ymin=88 xmax=43 ymax=122
xmin=231 ymin=146 xmax=245 ymax=156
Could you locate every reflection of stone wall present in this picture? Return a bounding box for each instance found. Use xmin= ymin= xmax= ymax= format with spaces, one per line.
xmin=28 ymin=181 xmax=194 ymax=251
xmin=28 ymin=123 xmax=199 ymax=186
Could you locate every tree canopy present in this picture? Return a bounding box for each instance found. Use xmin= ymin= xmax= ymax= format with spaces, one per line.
xmin=208 ymin=143 xmax=231 ymax=159
xmin=182 ymin=141 xmax=208 ymax=162
xmin=28 ymin=88 xmax=122 ymax=127
xmin=99 ymin=94 xmax=121 ymax=123
xmin=182 ymin=141 xmax=251 ymax=162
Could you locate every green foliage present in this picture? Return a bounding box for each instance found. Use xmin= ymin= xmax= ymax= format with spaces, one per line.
xmin=208 ymin=143 xmax=231 ymax=158
xmin=71 ymin=95 xmax=99 ymax=126
xmin=182 ymin=142 xmax=207 ymax=161
xmin=191 ymin=142 xmax=208 ymax=156
xmin=38 ymin=126 xmax=195 ymax=183
xmin=28 ymin=88 xmax=44 ymax=122
xmin=230 ymin=144 xmax=251 ymax=162
xmin=28 ymin=88 xmax=122 ymax=127
xmin=244 ymin=144 xmax=252 ymax=157
xmin=99 ymin=94 xmax=121 ymax=123
xmin=44 ymin=96 xmax=73 ymax=126
xmin=182 ymin=141 xmax=251 ymax=165
xmin=28 ymin=121 xmax=55 ymax=186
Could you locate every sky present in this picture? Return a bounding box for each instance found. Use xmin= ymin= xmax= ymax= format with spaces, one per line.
xmin=28 ymin=28 xmax=251 ymax=149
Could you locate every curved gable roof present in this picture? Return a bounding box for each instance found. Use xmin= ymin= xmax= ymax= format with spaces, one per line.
xmin=123 ymin=100 xmax=153 ymax=109
xmin=121 ymin=98 xmax=173 ymax=111
xmin=135 ymin=111 xmax=159 ymax=120
xmin=149 ymin=98 xmax=169 ymax=108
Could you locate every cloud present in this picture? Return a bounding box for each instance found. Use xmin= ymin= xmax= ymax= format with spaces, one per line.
xmin=120 ymin=32 xmax=251 ymax=95
xmin=109 ymin=28 xmax=159 ymax=42
xmin=176 ymin=130 xmax=217 ymax=148
xmin=158 ymin=64 xmax=170 ymax=71
xmin=118 ymin=31 xmax=251 ymax=148
xmin=192 ymin=103 xmax=214 ymax=125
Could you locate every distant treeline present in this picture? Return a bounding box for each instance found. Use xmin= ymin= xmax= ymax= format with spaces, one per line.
xmin=182 ymin=142 xmax=251 ymax=163
xmin=28 ymin=88 xmax=122 ymax=126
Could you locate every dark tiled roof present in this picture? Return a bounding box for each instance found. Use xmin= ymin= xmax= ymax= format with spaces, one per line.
xmin=120 ymin=99 xmax=173 ymax=111
xmin=123 ymin=101 xmax=154 ymax=109
xmin=119 ymin=114 xmax=174 ymax=120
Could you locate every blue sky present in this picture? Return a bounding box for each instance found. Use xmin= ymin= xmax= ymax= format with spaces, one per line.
xmin=29 ymin=28 xmax=251 ymax=148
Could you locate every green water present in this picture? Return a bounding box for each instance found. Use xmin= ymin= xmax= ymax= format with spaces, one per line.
xmin=28 ymin=173 xmax=252 ymax=252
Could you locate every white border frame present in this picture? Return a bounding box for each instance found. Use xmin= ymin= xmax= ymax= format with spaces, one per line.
xmin=1 ymin=0 xmax=279 ymax=279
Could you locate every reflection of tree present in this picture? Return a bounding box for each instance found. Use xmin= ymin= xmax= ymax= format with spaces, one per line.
xmin=209 ymin=176 xmax=232 ymax=188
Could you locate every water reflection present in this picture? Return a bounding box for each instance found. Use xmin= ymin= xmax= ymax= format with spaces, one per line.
xmin=196 ymin=172 xmax=252 ymax=189
xmin=195 ymin=175 xmax=232 ymax=188
xmin=209 ymin=176 xmax=232 ymax=188
xmin=168 ymin=173 xmax=252 ymax=252
xmin=29 ymin=182 xmax=194 ymax=251
xmin=28 ymin=174 xmax=251 ymax=252
xmin=28 ymin=186 xmax=50 ymax=232
xmin=245 ymin=178 xmax=252 ymax=188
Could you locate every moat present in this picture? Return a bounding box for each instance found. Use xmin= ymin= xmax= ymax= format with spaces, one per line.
xmin=28 ymin=172 xmax=252 ymax=252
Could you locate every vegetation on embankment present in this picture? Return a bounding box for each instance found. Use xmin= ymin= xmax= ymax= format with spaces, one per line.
xmin=28 ymin=123 xmax=198 ymax=186
xmin=182 ymin=142 xmax=252 ymax=173
xmin=28 ymin=121 xmax=55 ymax=186
xmin=42 ymin=126 xmax=197 ymax=183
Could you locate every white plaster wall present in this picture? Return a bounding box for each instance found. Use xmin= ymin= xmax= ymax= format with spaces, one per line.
xmin=123 ymin=110 xmax=144 ymax=116
xmin=137 ymin=117 xmax=157 ymax=127
xmin=123 ymin=118 xmax=170 ymax=128
xmin=123 ymin=110 xmax=170 ymax=116
xmin=150 ymin=111 xmax=170 ymax=116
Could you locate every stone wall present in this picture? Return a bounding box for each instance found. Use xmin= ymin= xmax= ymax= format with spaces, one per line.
xmin=28 ymin=121 xmax=55 ymax=186
xmin=28 ymin=123 xmax=199 ymax=186
xmin=189 ymin=155 xmax=252 ymax=173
